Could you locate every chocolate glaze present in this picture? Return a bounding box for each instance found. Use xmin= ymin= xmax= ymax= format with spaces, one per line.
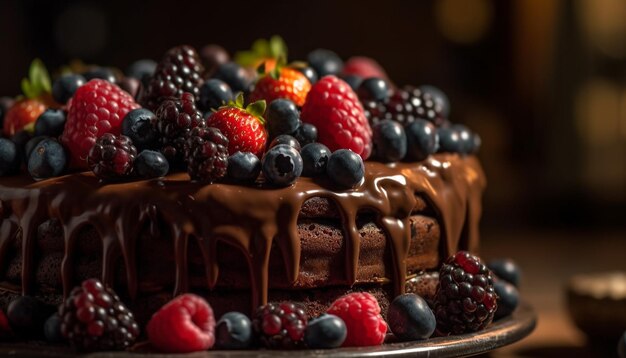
xmin=0 ymin=153 xmax=485 ymax=310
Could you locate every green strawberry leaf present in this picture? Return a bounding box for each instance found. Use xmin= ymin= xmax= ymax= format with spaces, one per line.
xmin=235 ymin=92 xmax=245 ymax=108
xmin=269 ymin=36 xmax=287 ymax=59
xmin=21 ymin=58 xmax=51 ymax=99
xmin=234 ymin=36 xmax=288 ymax=69
xmin=246 ymin=100 xmax=266 ymax=125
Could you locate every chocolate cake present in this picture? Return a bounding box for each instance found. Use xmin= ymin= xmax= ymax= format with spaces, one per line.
xmin=0 ymin=153 xmax=484 ymax=323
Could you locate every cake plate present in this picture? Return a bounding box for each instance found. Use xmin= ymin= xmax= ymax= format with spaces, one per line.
xmin=0 ymin=303 xmax=536 ymax=358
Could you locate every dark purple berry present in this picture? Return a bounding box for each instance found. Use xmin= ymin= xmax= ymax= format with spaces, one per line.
xmin=253 ymin=302 xmax=307 ymax=349
xmin=44 ymin=313 xmax=64 ymax=343
xmin=52 ymin=74 xmax=86 ymax=104
xmin=419 ymin=85 xmax=451 ymax=118
xmin=7 ymin=296 xmax=53 ymax=337
xmin=326 ymin=149 xmax=364 ymax=189
xmin=125 ymin=59 xmax=157 ymax=85
xmin=300 ymin=142 xmax=330 ymax=177
xmin=388 ymin=293 xmax=436 ymax=341
xmin=262 ymin=144 xmax=303 ymax=187
xmin=215 ymin=312 xmax=253 ymax=350
xmin=304 ymin=314 xmax=346 ymax=349
xmin=87 ymin=134 xmax=136 ymax=181
xmin=185 ymin=126 xmax=229 ymax=183
xmin=227 ymin=152 xmax=261 ymax=184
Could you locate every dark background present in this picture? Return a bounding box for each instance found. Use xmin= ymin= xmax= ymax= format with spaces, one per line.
xmin=0 ymin=0 xmax=625 ymax=230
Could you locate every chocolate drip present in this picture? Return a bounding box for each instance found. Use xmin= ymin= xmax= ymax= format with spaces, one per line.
xmin=0 ymin=154 xmax=485 ymax=309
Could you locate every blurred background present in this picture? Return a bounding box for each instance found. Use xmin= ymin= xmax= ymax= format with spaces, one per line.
xmin=0 ymin=0 xmax=625 ymax=356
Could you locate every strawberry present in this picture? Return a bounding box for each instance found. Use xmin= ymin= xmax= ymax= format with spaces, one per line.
xmin=342 ymin=56 xmax=390 ymax=82
xmin=61 ymin=79 xmax=139 ymax=168
xmin=3 ymin=59 xmax=53 ymax=136
xmin=301 ymin=76 xmax=373 ymax=159
xmin=249 ymin=66 xmax=311 ymax=107
xmin=206 ymin=93 xmax=267 ymax=157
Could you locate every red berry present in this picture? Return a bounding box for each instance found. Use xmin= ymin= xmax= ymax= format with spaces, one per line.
xmin=206 ymin=94 xmax=267 ymax=157
xmin=61 ymin=79 xmax=139 ymax=169
xmin=326 ymin=292 xmax=387 ymax=347
xmin=252 ymin=302 xmax=308 ymax=349
xmin=342 ymin=56 xmax=390 ymax=82
xmin=185 ymin=127 xmax=229 ymax=183
xmin=249 ymin=67 xmax=311 ymax=107
xmin=0 ymin=310 xmax=12 ymax=338
xmin=146 ymin=294 xmax=216 ymax=353
xmin=3 ymin=98 xmax=47 ymax=136
xmin=301 ymin=76 xmax=372 ymax=159
xmin=87 ymin=133 xmax=137 ymax=181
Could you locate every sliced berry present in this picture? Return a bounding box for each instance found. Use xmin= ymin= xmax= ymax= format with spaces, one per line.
xmin=87 ymin=133 xmax=137 ymax=181
xmin=146 ymin=294 xmax=216 ymax=353
xmin=301 ymin=76 xmax=372 ymax=159
xmin=44 ymin=313 xmax=64 ymax=343
xmin=487 ymin=259 xmax=521 ymax=287
xmin=326 ymin=292 xmax=387 ymax=347
xmin=28 ymin=138 xmax=67 ymax=180
xmin=134 ymin=150 xmax=169 ymax=179
xmin=198 ymin=79 xmax=233 ymax=113
xmin=121 ymin=108 xmax=158 ymax=151
xmin=59 ymin=279 xmax=139 ymax=351
xmin=7 ymin=296 xmax=53 ymax=338
xmin=34 ymin=109 xmax=66 ymax=137
xmin=253 ymin=302 xmax=308 ymax=349
xmin=304 ymin=314 xmax=346 ymax=349
xmin=83 ymin=67 xmax=116 ymax=83
xmin=372 ymin=119 xmax=407 ymax=162
xmin=0 ymin=138 xmax=21 ymax=176
xmin=152 ymin=92 xmax=206 ymax=168
xmin=494 ymin=281 xmax=519 ymax=319
xmin=185 ymin=126 xmax=229 ymax=183
xmin=433 ymin=251 xmax=498 ymax=335
xmin=307 ymin=49 xmax=343 ymax=77
xmin=269 ymin=135 xmax=300 ymax=151
xmin=266 ymin=99 xmax=300 ymax=139
xmin=405 ymin=119 xmax=439 ymax=161
xmin=387 ymin=293 xmax=436 ymax=341
xmin=293 ymin=123 xmax=317 ymax=146
xmin=215 ymin=312 xmax=253 ymax=350
xmin=300 ymin=142 xmax=331 ymax=177
xmin=262 ymin=144 xmax=303 ymax=187
xmin=327 ymin=149 xmax=364 ymax=189
xmin=357 ymin=77 xmax=391 ymax=102
xmin=52 ymin=74 xmax=86 ymax=104
xmin=61 ymin=79 xmax=139 ymax=168
xmin=227 ymin=151 xmax=261 ymax=184
xmin=211 ymin=62 xmax=251 ymax=93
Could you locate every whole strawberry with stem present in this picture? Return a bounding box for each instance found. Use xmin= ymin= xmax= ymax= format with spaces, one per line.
xmin=206 ymin=93 xmax=267 ymax=158
xmin=249 ymin=58 xmax=311 ymax=107
xmin=3 ymin=59 xmax=53 ymax=136
xmin=61 ymin=79 xmax=139 ymax=168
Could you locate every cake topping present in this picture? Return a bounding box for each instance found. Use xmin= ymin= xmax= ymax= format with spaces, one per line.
xmin=34 ymin=108 xmax=66 ymax=138
xmin=266 ymin=98 xmax=301 ymax=140
xmin=215 ymin=312 xmax=254 ymax=350
xmin=184 ymin=126 xmax=230 ymax=183
xmin=52 ymin=74 xmax=86 ymax=105
xmin=133 ymin=149 xmax=169 ymax=179
xmin=387 ymin=293 xmax=436 ymax=341
xmin=493 ymin=281 xmax=519 ymax=320
xmin=87 ymin=133 xmax=137 ymax=181
xmin=303 ymin=314 xmax=347 ymax=349
xmin=253 ymin=302 xmax=308 ymax=349
xmin=262 ymin=144 xmax=303 ymax=186
xmin=121 ymin=108 xmax=158 ymax=151
xmin=226 ymin=151 xmax=261 ymax=184
xmin=250 ymin=63 xmax=312 ymax=107
xmin=300 ymin=142 xmax=331 ymax=177
xmin=326 ymin=149 xmax=365 ymax=189
xmin=198 ymin=78 xmax=234 ymax=113
xmin=27 ymin=138 xmax=67 ymax=180
xmin=372 ymin=119 xmax=408 ymax=162
xmin=326 ymin=292 xmax=387 ymax=347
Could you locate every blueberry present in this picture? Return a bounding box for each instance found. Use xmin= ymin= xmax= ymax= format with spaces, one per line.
xmin=44 ymin=313 xmax=64 ymax=343
xmin=0 ymin=97 xmax=15 ymax=128
xmin=437 ymin=127 xmax=463 ymax=154
xmin=52 ymin=74 xmax=86 ymax=104
xmin=212 ymin=62 xmax=251 ymax=93
xmin=126 ymin=59 xmax=157 ymax=82
xmin=293 ymin=123 xmax=318 ymax=146
xmin=307 ymin=49 xmax=343 ymax=77
xmin=34 ymin=109 xmax=66 ymax=137
xmin=134 ymin=150 xmax=169 ymax=179
xmin=199 ymin=79 xmax=233 ymax=113
xmin=373 ymin=119 xmax=407 ymax=162
xmin=82 ymin=67 xmax=116 ymax=83
xmin=262 ymin=144 xmax=303 ymax=187
xmin=0 ymin=138 xmax=21 ymax=176
xmin=7 ymin=296 xmax=53 ymax=337
xmin=304 ymin=314 xmax=347 ymax=349
xmin=27 ymin=138 xmax=67 ymax=180
xmin=387 ymin=293 xmax=436 ymax=341
xmin=357 ymin=77 xmax=391 ymax=102
xmin=452 ymin=124 xmax=474 ymax=154
xmin=487 ymin=259 xmax=521 ymax=287
xmin=215 ymin=312 xmax=253 ymax=350
xmin=122 ymin=108 xmax=158 ymax=151
xmin=405 ymin=119 xmax=438 ymax=161
xmin=25 ymin=136 xmax=48 ymax=161
xmin=11 ymin=130 xmax=32 ymax=150
xmin=301 ymin=143 xmax=331 ymax=177
xmin=340 ymin=74 xmax=363 ymax=91
xmin=419 ymin=85 xmax=451 ymax=118
xmin=290 ymin=63 xmax=318 ymax=84
xmin=227 ymin=152 xmax=261 ymax=184
xmin=267 ymin=99 xmax=300 ymax=139
xmin=270 ymin=134 xmax=301 ymax=151
xmin=619 ymin=331 xmax=626 ymax=358
xmin=494 ymin=281 xmax=519 ymax=319
xmin=327 ymin=149 xmax=364 ymax=189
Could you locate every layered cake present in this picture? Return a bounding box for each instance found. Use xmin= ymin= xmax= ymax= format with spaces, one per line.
xmin=0 ymin=38 xmax=506 ymax=353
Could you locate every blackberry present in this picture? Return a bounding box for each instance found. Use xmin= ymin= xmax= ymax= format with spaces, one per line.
xmin=141 ymin=45 xmax=204 ymax=110
xmin=87 ymin=133 xmax=137 ymax=181
xmin=153 ymin=92 xmax=206 ymax=168
xmin=433 ymin=251 xmax=498 ymax=335
xmin=59 ymin=279 xmax=139 ymax=351
xmin=253 ymin=302 xmax=307 ymax=349
xmin=185 ymin=126 xmax=229 ymax=183
xmin=364 ymin=86 xmax=446 ymax=127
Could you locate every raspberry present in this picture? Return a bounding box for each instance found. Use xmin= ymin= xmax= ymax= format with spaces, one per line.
xmin=87 ymin=133 xmax=137 ymax=181
xmin=301 ymin=76 xmax=372 ymax=159
xmin=433 ymin=251 xmax=498 ymax=335
xmin=61 ymin=79 xmax=139 ymax=169
xmin=185 ymin=126 xmax=229 ymax=182
xmin=141 ymin=45 xmax=204 ymax=110
xmin=326 ymin=292 xmax=387 ymax=347
xmin=252 ymin=302 xmax=308 ymax=349
xmin=364 ymin=86 xmax=446 ymax=128
xmin=342 ymin=56 xmax=390 ymax=82
xmin=153 ymin=92 xmax=206 ymax=168
xmin=146 ymin=294 xmax=216 ymax=353
xmin=59 ymin=279 xmax=139 ymax=351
